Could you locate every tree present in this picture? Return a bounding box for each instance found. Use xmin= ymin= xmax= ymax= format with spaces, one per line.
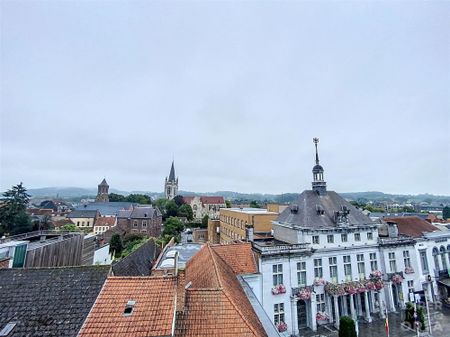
xmin=443 ymin=206 xmax=450 ymax=220
xmin=405 ymin=302 xmax=425 ymax=331
xmin=225 ymin=200 xmax=232 ymax=208
xmin=109 ymin=233 xmax=123 ymax=258
xmin=178 ymin=204 xmax=194 ymax=221
xmin=173 ymin=195 xmax=185 ymax=207
xmin=249 ymin=200 xmax=261 ymax=208
xmin=0 ymin=183 xmax=32 ymax=236
xmin=165 ymin=200 xmax=179 ymax=218
xmin=108 ymin=193 xmax=126 ymax=202
xmin=162 ymin=217 xmax=184 ymax=242
xmin=154 ymin=198 xmax=168 ymax=214
xmin=339 ymin=316 xmax=357 ymax=337
xmin=59 ymin=223 xmax=80 ymax=232
xmin=126 ymin=194 xmax=152 ymax=204
xmin=201 ymin=214 xmax=209 ymax=228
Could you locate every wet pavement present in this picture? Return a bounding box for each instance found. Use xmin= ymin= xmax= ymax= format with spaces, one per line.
xmin=299 ymin=303 xmax=450 ymax=337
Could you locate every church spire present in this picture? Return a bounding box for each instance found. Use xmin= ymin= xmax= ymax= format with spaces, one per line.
xmin=165 ymin=161 xmax=178 ymax=200
xmin=312 ymin=138 xmax=327 ymax=195
xmin=169 ymin=161 xmax=176 ymax=182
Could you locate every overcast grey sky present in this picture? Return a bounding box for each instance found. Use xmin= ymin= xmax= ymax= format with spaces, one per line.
xmin=1 ymin=1 xmax=449 ymax=195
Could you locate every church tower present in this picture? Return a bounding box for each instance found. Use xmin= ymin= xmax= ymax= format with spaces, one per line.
xmin=165 ymin=161 xmax=178 ymax=200
xmin=96 ymin=178 xmax=109 ymax=202
xmin=312 ymin=138 xmax=327 ymax=196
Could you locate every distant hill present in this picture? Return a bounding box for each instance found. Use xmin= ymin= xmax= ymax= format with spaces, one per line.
xmin=26 ymin=187 xmax=450 ymax=205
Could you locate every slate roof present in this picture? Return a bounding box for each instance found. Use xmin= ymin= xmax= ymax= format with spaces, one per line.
xmin=130 ymin=206 xmax=162 ymax=219
xmin=112 ymin=239 xmax=160 ymax=276
xmin=176 ymin=245 xmax=268 ymax=337
xmin=168 ymin=161 xmax=176 ymax=181
xmin=67 ymin=210 xmax=99 ymax=218
xmin=117 ymin=209 xmax=133 ymax=218
xmin=0 ymin=266 xmax=110 ymax=337
xmin=76 ymin=202 xmax=135 ymax=216
xmin=277 ymin=190 xmax=373 ymax=229
xmin=384 ymin=216 xmax=440 ymax=238
xmin=78 ymin=276 xmax=178 ymax=337
xmin=99 ymin=178 xmax=108 ymax=186
xmin=211 ymin=242 xmax=258 ymax=274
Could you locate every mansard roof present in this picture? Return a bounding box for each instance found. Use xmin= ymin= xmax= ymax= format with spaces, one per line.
xmin=276 ymin=190 xmax=373 ymax=229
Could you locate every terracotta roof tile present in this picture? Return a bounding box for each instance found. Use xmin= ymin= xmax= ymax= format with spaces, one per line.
xmin=177 ymin=245 xmax=267 ymax=337
xmin=78 ymin=276 xmax=177 ymax=337
xmin=385 ymin=216 xmax=440 ymax=238
xmin=211 ymin=242 xmax=258 ymax=274
xmin=95 ymin=217 xmax=116 ymax=226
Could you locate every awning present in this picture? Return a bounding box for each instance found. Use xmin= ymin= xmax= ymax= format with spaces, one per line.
xmin=437 ymin=278 xmax=450 ymax=288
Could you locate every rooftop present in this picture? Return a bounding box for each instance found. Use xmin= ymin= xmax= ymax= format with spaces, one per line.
xmin=75 ymin=202 xmax=135 ymax=216
xmin=0 ymin=265 xmax=110 ymax=337
xmin=155 ymin=243 xmax=202 ymax=269
xmin=224 ymin=207 xmax=278 ymax=215
xmin=384 ymin=216 xmax=441 ymax=238
xmin=112 ymin=239 xmax=160 ymax=276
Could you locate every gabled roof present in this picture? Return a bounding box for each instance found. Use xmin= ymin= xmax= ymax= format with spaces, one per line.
xmin=384 ymin=216 xmax=440 ymax=238
xmin=99 ymin=178 xmax=109 ymax=186
xmin=0 ymin=266 xmax=110 ymax=337
xmin=112 ymin=239 xmax=160 ymax=276
xmin=76 ymin=202 xmax=135 ymax=216
xmin=130 ymin=206 xmax=162 ymax=219
xmin=95 ymin=216 xmax=116 ymax=227
xmin=78 ymin=276 xmax=178 ymax=337
xmin=67 ymin=209 xmax=99 ymax=218
xmin=176 ymin=245 xmax=267 ymax=337
xmin=200 ymin=196 xmax=225 ymax=205
xmin=211 ymin=242 xmax=257 ymax=274
xmin=277 ymin=190 xmax=373 ymax=229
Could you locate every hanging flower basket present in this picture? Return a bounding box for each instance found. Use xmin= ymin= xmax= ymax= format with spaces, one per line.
xmin=313 ymin=278 xmax=326 ymax=286
xmin=272 ymin=284 xmax=286 ymax=295
xmin=324 ymin=282 xmax=346 ymax=296
xmin=404 ymin=267 xmax=415 ymax=274
xmin=316 ymin=311 xmax=329 ymax=321
xmin=374 ymin=279 xmax=384 ymax=290
xmin=298 ymin=288 xmax=312 ymax=301
xmin=391 ymin=274 xmax=403 ymax=284
xmin=370 ymin=270 xmax=382 ymax=280
xmin=366 ymin=281 xmax=376 ymax=290
xmin=277 ymin=322 xmax=288 ymax=332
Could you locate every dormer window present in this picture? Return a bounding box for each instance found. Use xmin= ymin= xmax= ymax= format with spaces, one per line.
xmin=290 ymin=204 xmax=298 ymax=213
xmin=123 ymin=300 xmax=136 ymax=316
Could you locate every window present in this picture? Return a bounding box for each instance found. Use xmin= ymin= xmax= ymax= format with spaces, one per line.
xmin=389 ymin=252 xmax=397 ymax=272
xmin=273 ymin=264 xmax=283 ymax=286
xmin=297 ymin=262 xmax=307 ymax=286
xmin=142 ymin=221 xmax=147 ymax=227
xmin=329 ymin=257 xmax=338 ymax=283
xmin=440 ymin=246 xmax=448 ymax=270
xmin=123 ymin=300 xmax=135 ymax=316
xmin=407 ymin=280 xmax=414 ymax=293
xmin=327 ymin=235 xmax=334 ymax=243
xmin=133 ymin=221 xmax=138 ymax=227
xmin=432 ymin=247 xmax=440 ymax=271
xmin=314 ymin=258 xmax=323 ymax=279
xmin=403 ymin=251 xmax=411 ymax=268
xmin=354 ymin=233 xmax=361 ymax=241
xmin=274 ymin=303 xmax=285 ymax=325
xmin=341 ymin=234 xmax=348 ymax=242
xmin=77 ymin=221 xmax=80 ymax=226
xmin=370 ymin=253 xmax=378 ymax=271
xmin=357 ymin=254 xmax=365 ymax=279
xmin=312 ymin=235 xmax=320 ymax=244
xmin=344 ymin=255 xmax=352 ymax=281
xmin=367 ymin=232 xmax=373 ymax=240
xmin=420 ymin=251 xmax=429 ymax=274
xmin=316 ymin=294 xmax=325 ymax=312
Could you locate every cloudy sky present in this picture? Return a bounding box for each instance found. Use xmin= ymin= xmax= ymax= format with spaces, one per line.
xmin=1 ymin=1 xmax=449 ymax=195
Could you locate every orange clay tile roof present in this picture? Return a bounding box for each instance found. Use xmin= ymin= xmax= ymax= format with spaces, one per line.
xmin=211 ymin=242 xmax=258 ymax=275
xmin=385 ymin=216 xmax=440 ymax=238
xmin=78 ymin=276 xmax=177 ymax=337
xmin=176 ymin=245 xmax=267 ymax=337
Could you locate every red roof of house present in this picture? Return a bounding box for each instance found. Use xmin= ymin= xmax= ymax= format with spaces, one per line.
xmin=176 ymin=244 xmax=267 ymax=337
xmin=211 ymin=242 xmax=258 ymax=275
xmin=78 ymin=276 xmax=177 ymax=337
xmin=182 ymin=196 xmax=225 ymax=205
xmin=385 ymin=216 xmax=440 ymax=238
xmin=94 ymin=217 xmax=116 ymax=227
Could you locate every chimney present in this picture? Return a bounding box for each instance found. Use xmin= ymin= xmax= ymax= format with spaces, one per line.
xmin=387 ymin=222 xmax=399 ymax=238
xmin=246 ymin=224 xmax=254 ymax=242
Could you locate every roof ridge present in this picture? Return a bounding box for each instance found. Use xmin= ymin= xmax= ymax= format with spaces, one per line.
xmin=207 ymin=244 xmax=223 ymax=289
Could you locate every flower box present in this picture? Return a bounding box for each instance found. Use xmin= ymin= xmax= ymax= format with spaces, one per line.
xmin=277 ymin=322 xmax=288 ymax=332
xmin=316 ymin=312 xmax=329 ymax=321
xmin=272 ymin=284 xmax=286 ymax=295
xmin=313 ymin=278 xmax=326 ymax=286
xmin=404 ymin=267 xmax=415 ymax=274
xmin=298 ymin=288 xmax=312 ymax=301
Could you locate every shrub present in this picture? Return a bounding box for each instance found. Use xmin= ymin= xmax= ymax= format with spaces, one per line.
xmin=339 ymin=316 xmax=357 ymax=337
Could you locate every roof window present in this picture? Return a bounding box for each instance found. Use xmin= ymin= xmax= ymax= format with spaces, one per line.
xmin=123 ymin=300 xmax=136 ymax=316
xmin=0 ymin=322 xmax=17 ymax=336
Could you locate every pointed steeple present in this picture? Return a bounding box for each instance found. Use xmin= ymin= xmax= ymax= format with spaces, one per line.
xmin=312 ymin=138 xmax=327 ymax=195
xmin=169 ymin=161 xmax=176 ymax=182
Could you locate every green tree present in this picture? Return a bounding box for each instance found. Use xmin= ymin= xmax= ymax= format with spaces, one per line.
xmin=126 ymin=194 xmax=152 ymax=204
xmin=162 ymin=217 xmax=184 ymax=242
xmin=154 ymin=198 xmax=168 ymax=214
xmin=201 ymin=214 xmax=209 ymax=228
xmin=173 ymin=195 xmax=185 ymax=207
xmin=178 ymin=204 xmax=194 ymax=221
xmin=339 ymin=316 xmax=357 ymax=337
xmin=108 ymin=193 xmax=126 ymax=202
xmin=0 ymin=183 xmax=32 ymax=236
xmin=443 ymin=206 xmax=450 ymax=220
xmin=165 ymin=200 xmax=179 ymax=217
xmin=249 ymin=200 xmax=261 ymax=208
xmin=225 ymin=200 xmax=232 ymax=208
xmin=405 ymin=302 xmax=425 ymax=331
xmin=109 ymin=233 xmax=123 ymax=258
xmin=59 ymin=223 xmax=80 ymax=232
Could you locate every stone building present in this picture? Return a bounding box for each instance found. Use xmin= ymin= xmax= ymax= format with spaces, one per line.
xmin=164 ymin=161 xmax=178 ymax=200
xmin=95 ymin=178 xmax=109 ymax=202
xmin=117 ymin=206 xmax=163 ymax=237
xmin=183 ymin=196 xmax=226 ymax=220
